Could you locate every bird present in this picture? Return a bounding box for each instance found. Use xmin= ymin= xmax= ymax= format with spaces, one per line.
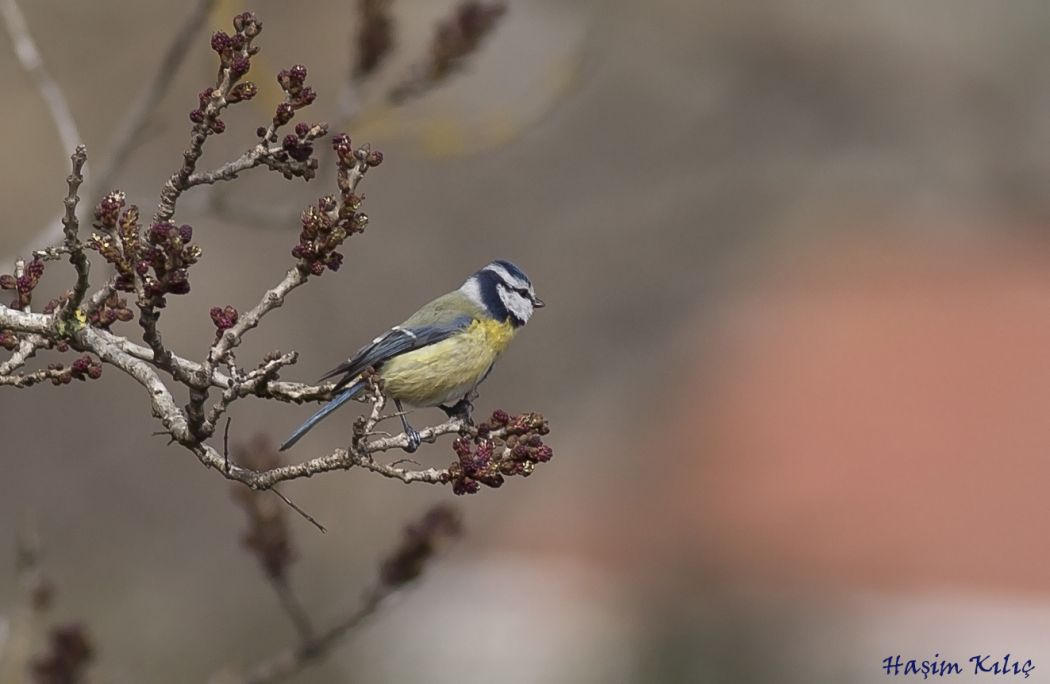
xmin=279 ymin=259 xmax=543 ymax=453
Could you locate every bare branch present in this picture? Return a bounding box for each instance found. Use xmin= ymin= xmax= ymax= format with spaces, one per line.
xmin=0 ymin=366 xmax=69 ymax=388
xmin=59 ymin=146 xmax=89 ymax=323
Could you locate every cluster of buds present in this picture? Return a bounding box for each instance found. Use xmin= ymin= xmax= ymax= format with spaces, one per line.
xmin=44 ymin=291 xmax=134 ymax=331
xmin=0 ymin=329 xmax=18 ymax=351
xmin=230 ymin=435 xmax=295 ymax=581
xmin=293 ymin=194 xmax=355 ymax=275
xmin=89 ymin=292 xmax=134 ymax=329
xmin=333 ymin=134 xmax=385 ymax=172
xmin=192 ymin=12 xmax=263 ymax=132
xmin=0 ymin=258 xmax=46 ymax=310
xmin=139 ymin=221 xmax=202 ymax=305
xmin=250 ymin=66 xmax=325 ymax=181
xmin=45 ymin=355 xmax=103 ymax=385
xmin=31 ymin=624 xmax=94 ymax=684
xmin=272 ymin=64 xmax=317 ymax=128
xmin=262 ymin=121 xmax=330 ymax=183
xmin=448 ymin=410 xmax=552 ymax=495
xmin=379 ymin=504 xmax=462 ymax=588
xmin=88 ymin=191 xmax=142 ymax=293
xmin=291 ymin=134 xmax=381 ymax=276
xmin=210 ymin=305 xmax=239 ymax=332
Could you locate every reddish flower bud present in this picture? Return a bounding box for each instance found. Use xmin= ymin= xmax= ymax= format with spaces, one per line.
xmin=230 ymin=55 xmax=251 ymax=78
xmin=211 ymin=31 xmax=231 ymax=53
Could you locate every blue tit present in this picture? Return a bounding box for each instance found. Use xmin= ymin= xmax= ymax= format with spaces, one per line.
xmin=279 ymin=259 xmax=544 ymax=453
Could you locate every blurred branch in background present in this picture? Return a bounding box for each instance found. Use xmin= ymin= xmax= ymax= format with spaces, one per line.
xmin=228 ymin=439 xmax=462 ymax=684
xmin=0 ymin=523 xmax=94 ymax=684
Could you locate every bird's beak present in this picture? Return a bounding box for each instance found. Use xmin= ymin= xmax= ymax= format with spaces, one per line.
xmin=532 ymin=296 xmax=545 ymax=308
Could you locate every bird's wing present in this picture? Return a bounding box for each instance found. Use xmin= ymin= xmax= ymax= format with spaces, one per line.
xmin=319 ymin=315 xmax=475 ymax=386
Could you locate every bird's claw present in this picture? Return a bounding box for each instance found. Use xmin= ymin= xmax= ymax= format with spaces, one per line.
xmin=404 ymin=426 xmax=421 ymax=453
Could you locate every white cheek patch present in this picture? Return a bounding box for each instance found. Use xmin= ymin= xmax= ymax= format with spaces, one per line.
xmin=498 ymin=285 xmax=533 ymax=324
xmin=460 ymin=277 xmax=484 ymax=308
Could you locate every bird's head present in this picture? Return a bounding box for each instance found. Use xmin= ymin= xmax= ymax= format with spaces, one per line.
xmin=461 ymin=259 xmax=544 ymax=327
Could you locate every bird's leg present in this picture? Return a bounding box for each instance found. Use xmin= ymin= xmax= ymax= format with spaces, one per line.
xmin=394 ymin=399 xmax=421 ymax=452
xmin=439 ymin=396 xmax=475 ymax=424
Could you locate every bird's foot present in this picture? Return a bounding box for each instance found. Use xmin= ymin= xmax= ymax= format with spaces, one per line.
xmin=403 ymin=426 xmax=421 ymax=453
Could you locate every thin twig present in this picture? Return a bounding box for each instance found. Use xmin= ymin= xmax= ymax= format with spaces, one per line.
xmin=0 ymin=367 xmax=68 ymax=388
xmin=271 ymin=489 xmax=326 ymax=534
xmin=59 ymin=146 xmax=89 ymax=324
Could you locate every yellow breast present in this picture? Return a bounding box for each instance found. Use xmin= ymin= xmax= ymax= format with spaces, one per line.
xmin=378 ymin=318 xmax=518 ymax=407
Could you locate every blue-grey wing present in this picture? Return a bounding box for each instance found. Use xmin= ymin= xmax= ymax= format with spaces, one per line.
xmin=319 ymin=315 xmax=474 ymax=387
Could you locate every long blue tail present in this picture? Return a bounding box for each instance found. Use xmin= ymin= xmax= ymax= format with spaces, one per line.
xmin=279 ymin=380 xmax=366 ymax=451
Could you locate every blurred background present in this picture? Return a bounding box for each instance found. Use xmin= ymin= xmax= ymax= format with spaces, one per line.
xmin=4 ymin=0 xmax=1050 ymax=681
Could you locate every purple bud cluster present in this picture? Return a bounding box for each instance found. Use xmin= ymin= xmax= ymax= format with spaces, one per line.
xmin=90 ymin=293 xmax=135 ymax=329
xmin=140 ymin=221 xmax=201 ymax=305
xmin=45 ymin=355 xmax=102 ymax=385
xmin=448 ymin=410 xmax=552 ymax=495
xmin=0 ymin=258 xmax=45 ymax=310
xmin=90 ymin=193 xmax=202 ymax=308
xmin=70 ymin=355 xmax=103 ymax=380
xmin=42 ymin=292 xmax=132 ymax=331
xmin=290 ymin=134 xmax=382 ymax=276
xmin=267 ymin=121 xmax=329 ymax=178
xmin=0 ymin=330 xmax=17 ymax=351
xmin=272 ymin=65 xmax=316 ymax=127
xmin=192 ymin=12 xmax=262 ymax=131
xmin=209 ymin=305 xmax=239 ymax=336
xmin=88 ymin=191 xmax=143 ymax=293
